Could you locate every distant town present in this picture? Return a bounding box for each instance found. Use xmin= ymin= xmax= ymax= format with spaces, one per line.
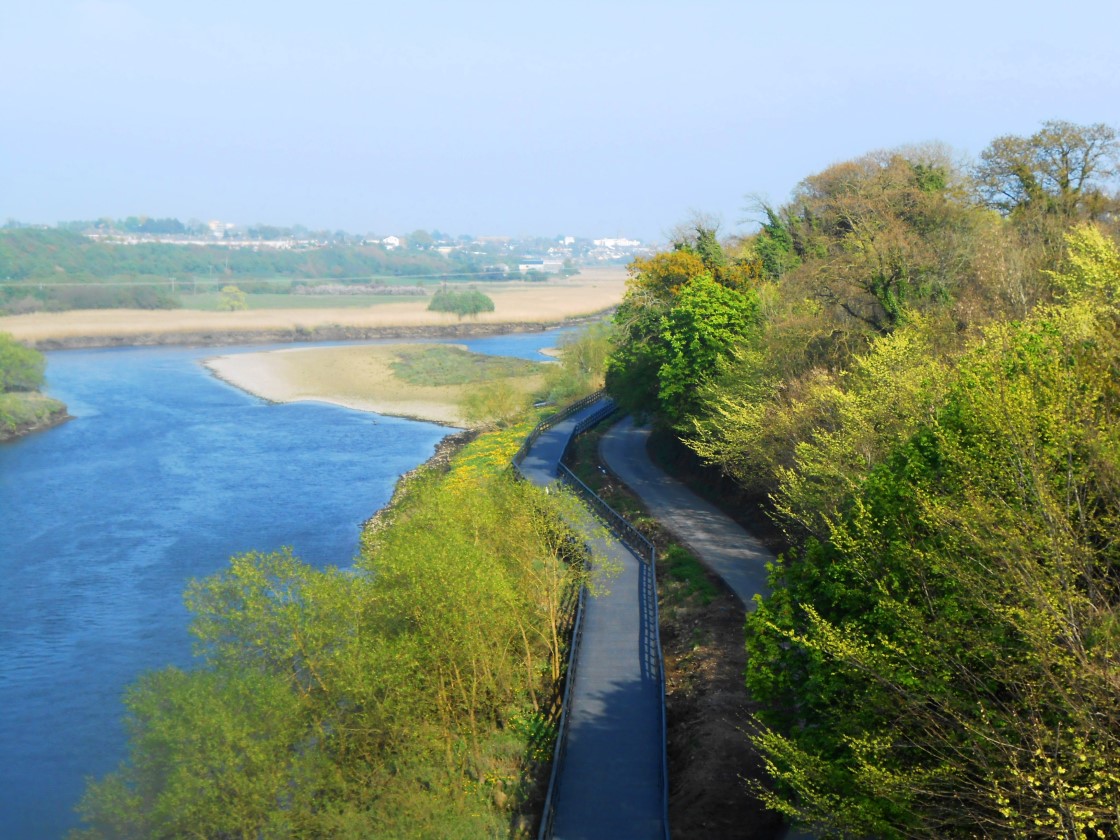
xmin=9 ymin=216 xmax=655 ymax=268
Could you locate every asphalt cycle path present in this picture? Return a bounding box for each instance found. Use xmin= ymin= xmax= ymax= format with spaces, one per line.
xmin=599 ymin=415 xmax=817 ymax=840
xmin=599 ymin=415 xmax=776 ymax=608
xmin=517 ymin=401 xmax=668 ymax=840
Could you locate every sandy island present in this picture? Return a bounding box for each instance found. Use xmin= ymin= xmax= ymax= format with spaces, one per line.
xmin=0 ymin=268 xmax=627 ymax=348
xmin=205 ymin=343 xmax=548 ymax=426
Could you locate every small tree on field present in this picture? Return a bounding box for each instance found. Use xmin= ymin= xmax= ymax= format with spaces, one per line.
xmin=427 ymin=287 xmax=495 ymax=320
xmin=217 ymin=285 xmax=248 ymax=311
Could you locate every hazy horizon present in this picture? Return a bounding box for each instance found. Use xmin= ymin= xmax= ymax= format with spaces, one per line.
xmin=3 ymin=0 xmax=1118 ymax=242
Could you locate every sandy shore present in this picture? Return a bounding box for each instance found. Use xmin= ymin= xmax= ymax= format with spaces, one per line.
xmin=205 ymin=343 xmax=546 ymax=426
xmin=0 ymin=268 xmax=627 ymax=348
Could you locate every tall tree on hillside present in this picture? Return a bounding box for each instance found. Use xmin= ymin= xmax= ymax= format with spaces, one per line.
xmin=974 ymin=120 xmax=1119 ymax=219
xmin=776 ymin=148 xmax=974 ymax=332
xmin=657 ymin=274 xmax=759 ymax=426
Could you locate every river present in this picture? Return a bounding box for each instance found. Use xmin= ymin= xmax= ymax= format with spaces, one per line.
xmin=0 ymin=328 xmax=573 ymax=839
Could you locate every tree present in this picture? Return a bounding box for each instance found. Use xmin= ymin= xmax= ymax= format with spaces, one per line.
xmin=657 ymin=274 xmax=759 ymax=425
xmin=426 ymin=287 xmax=495 ymax=318
xmin=750 ymin=202 xmax=801 ymax=281
xmin=459 ymin=379 xmax=527 ymax=427
xmin=606 ymin=222 xmax=762 ymax=418
xmin=0 ymin=332 xmax=46 ymax=392
xmin=975 ymin=120 xmax=1119 ymax=219
xmin=779 ymin=149 xmax=969 ymax=331
xmin=74 ymin=667 xmax=317 ymax=839
xmin=217 ymin=285 xmax=248 ymax=311
xmin=1046 ymin=222 xmax=1120 ymax=304
xmin=745 ymin=300 xmax=1120 ymax=837
xmin=543 ymin=321 xmax=614 ymax=402
xmin=407 ymin=229 xmax=434 ymax=250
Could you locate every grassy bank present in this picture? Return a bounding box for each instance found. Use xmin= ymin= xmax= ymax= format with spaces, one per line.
xmin=0 ymin=391 xmax=69 ymax=441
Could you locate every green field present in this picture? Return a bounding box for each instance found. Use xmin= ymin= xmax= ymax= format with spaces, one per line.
xmin=390 ymin=345 xmax=546 ymax=386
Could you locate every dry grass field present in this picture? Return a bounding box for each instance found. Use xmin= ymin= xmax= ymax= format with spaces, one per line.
xmin=0 ymin=268 xmax=627 ymax=345
xmin=205 ymin=343 xmax=548 ymax=426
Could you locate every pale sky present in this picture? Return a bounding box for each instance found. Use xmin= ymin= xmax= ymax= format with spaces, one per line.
xmin=2 ymin=0 xmax=1118 ymax=243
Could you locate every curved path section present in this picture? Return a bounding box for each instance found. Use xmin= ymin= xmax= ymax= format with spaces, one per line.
xmin=517 ymin=402 xmax=668 ymax=840
xmin=599 ymin=416 xmax=776 ymax=607
xmin=599 ymin=416 xmax=817 ymax=840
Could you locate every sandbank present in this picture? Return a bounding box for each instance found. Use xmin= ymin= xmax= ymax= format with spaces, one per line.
xmin=205 ymin=343 xmax=547 ymax=426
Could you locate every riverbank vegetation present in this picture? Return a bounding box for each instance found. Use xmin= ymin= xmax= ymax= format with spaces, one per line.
xmin=73 ymin=326 xmax=614 ymax=837
xmin=0 ymin=331 xmax=66 ymax=439
xmin=72 ymin=418 xmax=597 ymax=838
xmin=607 ymin=119 xmax=1120 ymax=837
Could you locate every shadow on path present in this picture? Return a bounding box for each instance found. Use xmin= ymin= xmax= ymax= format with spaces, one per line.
xmin=599 ymin=416 xmax=816 ymax=840
xmin=517 ymin=403 xmax=667 ymax=840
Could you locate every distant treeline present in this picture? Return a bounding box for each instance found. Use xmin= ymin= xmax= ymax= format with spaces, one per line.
xmin=0 ymin=229 xmax=490 ymax=312
xmin=0 ymin=228 xmax=475 ymax=282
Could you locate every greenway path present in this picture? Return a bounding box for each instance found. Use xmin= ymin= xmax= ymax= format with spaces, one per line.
xmin=516 ymin=400 xmax=668 ymax=840
xmin=599 ymin=416 xmax=815 ymax=840
xmin=599 ymin=416 xmax=776 ymax=607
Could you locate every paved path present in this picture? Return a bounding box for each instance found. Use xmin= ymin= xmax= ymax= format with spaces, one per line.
xmin=599 ymin=416 xmax=776 ymax=607
xmin=517 ymin=402 xmax=667 ymax=840
xmin=599 ymin=416 xmax=815 ymax=840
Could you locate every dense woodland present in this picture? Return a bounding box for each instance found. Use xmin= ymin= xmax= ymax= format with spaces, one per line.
xmin=608 ymin=119 xmax=1120 ymax=837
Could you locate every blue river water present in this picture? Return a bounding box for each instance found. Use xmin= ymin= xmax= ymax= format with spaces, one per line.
xmin=0 ymin=328 xmax=574 ymax=839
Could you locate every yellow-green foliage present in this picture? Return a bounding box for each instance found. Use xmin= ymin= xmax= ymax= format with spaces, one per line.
xmin=770 ymin=321 xmax=949 ymax=538
xmin=217 ymin=284 xmax=248 ymax=311
xmin=460 ymin=379 xmax=534 ymax=428
xmin=542 ymin=321 xmax=614 ymax=403
xmin=1048 ymin=222 xmax=1120 ymax=304
xmin=745 ymin=295 xmax=1120 ymax=837
xmin=74 ymin=421 xmax=586 ymax=839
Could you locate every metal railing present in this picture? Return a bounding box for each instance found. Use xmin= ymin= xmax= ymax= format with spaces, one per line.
xmin=510 ymin=390 xmax=606 ymax=468
xmin=555 ymin=461 xmax=670 ymax=840
xmin=524 ymin=395 xmax=670 ymax=840
xmin=508 ymin=390 xmax=609 ymax=840
xmin=534 ymin=583 xmax=586 ymax=840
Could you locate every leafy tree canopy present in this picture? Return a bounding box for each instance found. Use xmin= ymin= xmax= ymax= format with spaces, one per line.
xmin=0 ymin=332 xmax=45 ymax=392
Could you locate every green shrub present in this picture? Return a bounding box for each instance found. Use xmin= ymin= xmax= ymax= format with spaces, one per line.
xmin=0 ymin=332 xmax=45 ymax=392
xmin=427 ymin=287 xmax=495 ymax=319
